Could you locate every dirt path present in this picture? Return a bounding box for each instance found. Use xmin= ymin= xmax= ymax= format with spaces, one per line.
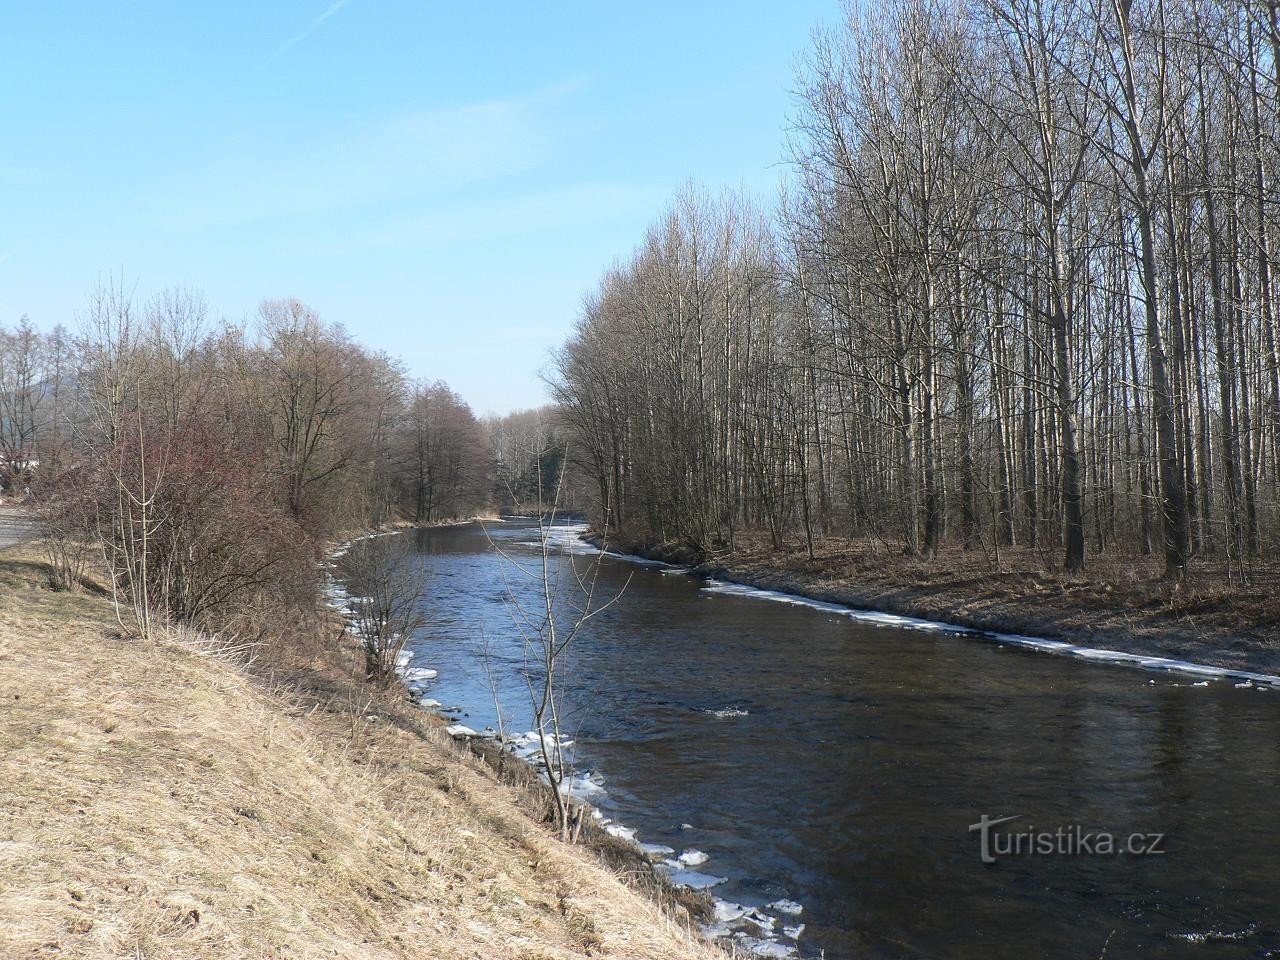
xmin=0 ymin=507 xmax=36 ymax=550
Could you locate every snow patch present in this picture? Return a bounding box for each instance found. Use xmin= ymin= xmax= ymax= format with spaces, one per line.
xmin=700 ymin=579 xmax=1280 ymax=686
xmin=744 ymin=909 xmax=777 ymax=935
xmin=768 ymin=899 xmax=804 ymax=916
xmin=528 ymin=522 xmax=695 ymax=573
xmin=733 ymin=935 xmax=797 ymax=958
xmin=701 ymin=895 xmax=808 ymax=957
xmin=518 ymin=523 xmax=600 ymax=556
xmin=657 ymin=866 xmax=727 ymax=890
xmin=638 ymin=842 xmax=676 ymax=858
xmin=558 ymin=774 xmax=606 ymax=801
xmin=712 ymin=900 xmax=749 ymax=923
xmin=601 ymin=551 xmax=672 ymax=567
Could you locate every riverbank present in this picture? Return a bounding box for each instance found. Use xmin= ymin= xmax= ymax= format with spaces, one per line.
xmin=322 ymin=526 xmax=717 ymax=928
xmin=0 ymin=542 xmax=720 ymax=960
xmin=600 ymin=531 xmax=1280 ymax=676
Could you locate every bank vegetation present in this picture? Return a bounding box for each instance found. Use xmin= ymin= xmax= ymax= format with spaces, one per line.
xmin=554 ymin=0 xmax=1280 ymax=599
xmin=0 ymin=542 xmax=717 ymax=960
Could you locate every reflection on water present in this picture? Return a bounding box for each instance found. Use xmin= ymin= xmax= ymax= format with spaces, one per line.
xmin=358 ymin=520 xmax=1280 ymax=959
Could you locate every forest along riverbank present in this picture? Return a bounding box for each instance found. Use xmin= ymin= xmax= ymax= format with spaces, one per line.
xmin=597 ymin=532 xmax=1280 ymax=678
xmin=377 ymin=520 xmax=1280 ymax=960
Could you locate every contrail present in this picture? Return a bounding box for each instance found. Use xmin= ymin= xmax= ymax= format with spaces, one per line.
xmin=263 ymin=0 xmax=354 ymax=67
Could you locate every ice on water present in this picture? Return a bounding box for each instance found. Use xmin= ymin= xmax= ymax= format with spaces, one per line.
xmin=733 ymin=936 xmax=798 ymax=958
xmin=701 ymin=579 xmax=1280 ymax=687
xmin=638 ymin=842 xmax=676 ymax=858
xmin=657 ymin=866 xmax=727 ymax=890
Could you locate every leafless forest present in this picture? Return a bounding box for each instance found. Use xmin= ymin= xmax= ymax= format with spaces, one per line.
xmin=554 ymin=0 xmax=1280 ymax=585
xmin=0 ymin=291 xmax=568 ymax=641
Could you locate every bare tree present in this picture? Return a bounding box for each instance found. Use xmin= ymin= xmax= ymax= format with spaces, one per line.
xmin=489 ymin=432 xmax=628 ymax=841
xmin=552 ymin=0 xmax=1280 ymax=585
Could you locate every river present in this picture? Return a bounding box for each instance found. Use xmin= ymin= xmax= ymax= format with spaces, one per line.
xmin=350 ymin=519 xmax=1280 ymax=959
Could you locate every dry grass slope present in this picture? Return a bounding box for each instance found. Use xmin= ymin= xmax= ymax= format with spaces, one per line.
xmin=0 ymin=549 xmax=721 ymax=960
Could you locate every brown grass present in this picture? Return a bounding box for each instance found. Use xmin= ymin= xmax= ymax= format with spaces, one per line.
xmin=0 ymin=545 xmax=722 ymax=960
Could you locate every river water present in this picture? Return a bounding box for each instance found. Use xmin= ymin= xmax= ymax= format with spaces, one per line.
xmin=363 ymin=520 xmax=1280 ymax=959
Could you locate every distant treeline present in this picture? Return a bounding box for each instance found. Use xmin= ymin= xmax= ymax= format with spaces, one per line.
xmin=0 ymin=290 xmax=570 ymax=639
xmin=553 ymin=0 xmax=1280 ymax=582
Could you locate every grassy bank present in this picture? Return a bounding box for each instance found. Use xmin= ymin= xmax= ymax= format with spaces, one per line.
xmin=0 ymin=544 xmax=720 ymax=960
xmin=606 ymin=532 xmax=1280 ymax=675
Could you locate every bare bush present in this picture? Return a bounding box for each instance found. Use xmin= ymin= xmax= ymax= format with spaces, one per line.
xmin=31 ymin=469 xmax=93 ymax=591
xmin=338 ymin=537 xmax=427 ymax=686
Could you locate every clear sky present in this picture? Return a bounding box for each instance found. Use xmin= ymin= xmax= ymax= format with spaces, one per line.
xmin=0 ymin=1 xmax=835 ymax=414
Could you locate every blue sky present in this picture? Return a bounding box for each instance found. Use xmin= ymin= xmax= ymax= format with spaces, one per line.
xmin=0 ymin=1 xmax=834 ymax=413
